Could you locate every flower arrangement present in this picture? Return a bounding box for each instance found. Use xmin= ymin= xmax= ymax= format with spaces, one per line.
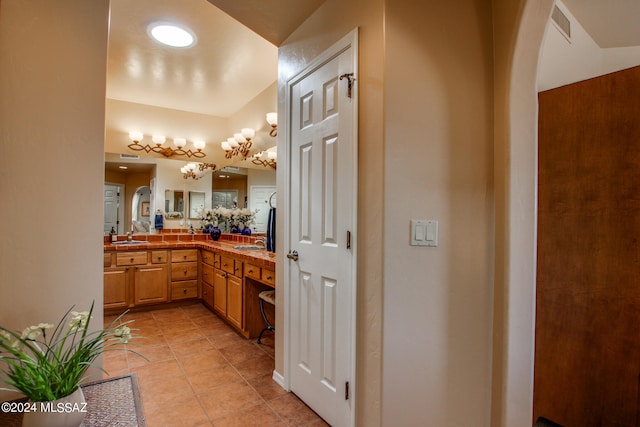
xmin=199 ymin=207 xmax=255 ymax=231
xmin=0 ymin=302 xmax=139 ymax=402
xmin=198 ymin=206 xmax=232 ymax=229
xmin=232 ymin=208 xmax=256 ymax=228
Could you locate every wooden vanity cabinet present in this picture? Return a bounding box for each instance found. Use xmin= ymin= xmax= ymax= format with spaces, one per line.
xmin=103 ymin=250 xmax=169 ymax=311
xmin=170 ymin=249 xmax=199 ymax=301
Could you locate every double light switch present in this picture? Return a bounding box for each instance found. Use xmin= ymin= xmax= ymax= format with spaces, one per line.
xmin=410 ymin=219 xmax=438 ymax=247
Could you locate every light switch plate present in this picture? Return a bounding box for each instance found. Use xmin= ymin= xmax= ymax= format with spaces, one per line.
xmin=410 ymin=219 xmax=438 ymax=247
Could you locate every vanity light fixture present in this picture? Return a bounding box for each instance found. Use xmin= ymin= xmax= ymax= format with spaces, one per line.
xmin=251 ymin=148 xmax=277 ymax=169
xmin=181 ymin=162 xmax=217 ymax=180
xmin=128 ymin=132 xmax=206 ymax=158
xmin=220 ymin=128 xmax=254 ymax=159
xmin=266 ymin=112 xmax=278 ymax=137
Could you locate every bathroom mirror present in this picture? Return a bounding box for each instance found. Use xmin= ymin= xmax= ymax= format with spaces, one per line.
xmin=188 ymin=191 xmax=206 ymax=219
xmin=164 ymin=189 xmax=185 ymax=219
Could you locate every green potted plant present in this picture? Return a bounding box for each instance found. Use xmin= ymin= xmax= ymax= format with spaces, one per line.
xmin=0 ymin=302 xmax=141 ymax=427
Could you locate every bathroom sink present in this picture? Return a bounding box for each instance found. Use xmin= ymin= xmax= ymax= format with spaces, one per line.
xmin=233 ymin=245 xmax=264 ymax=250
xmin=112 ymin=240 xmax=147 ymax=245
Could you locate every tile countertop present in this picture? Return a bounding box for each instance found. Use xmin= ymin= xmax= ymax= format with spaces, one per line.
xmin=104 ymin=233 xmax=276 ymax=269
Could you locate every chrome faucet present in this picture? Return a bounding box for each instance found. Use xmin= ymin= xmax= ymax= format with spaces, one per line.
xmin=253 ymin=238 xmax=266 ymax=248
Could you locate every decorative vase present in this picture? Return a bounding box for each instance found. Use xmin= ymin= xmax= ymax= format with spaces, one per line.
xmin=210 ymin=227 xmax=221 ymax=241
xmin=242 ymin=227 xmax=252 ymax=236
xmin=230 ymin=224 xmax=238 ymax=233
xmin=22 ymin=387 xmax=87 ymax=427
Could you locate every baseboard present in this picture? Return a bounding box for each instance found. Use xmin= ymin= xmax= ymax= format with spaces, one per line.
xmin=272 ymin=369 xmax=288 ymax=391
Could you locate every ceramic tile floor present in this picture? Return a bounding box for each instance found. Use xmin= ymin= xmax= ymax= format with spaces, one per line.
xmin=103 ymin=303 xmax=329 ymax=427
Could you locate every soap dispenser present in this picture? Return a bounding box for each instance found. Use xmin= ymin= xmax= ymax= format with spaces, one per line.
xmin=109 ymin=226 xmax=117 ymax=243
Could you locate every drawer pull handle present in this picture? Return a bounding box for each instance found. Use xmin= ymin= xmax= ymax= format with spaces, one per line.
xmin=183 ymin=269 xmax=188 ymax=274
xmin=183 ymin=288 xmax=187 ymax=294
xmin=157 ymin=256 xmax=162 ymax=261
xmin=130 ymin=257 xmax=134 ymax=262
xmin=203 ymin=290 xmax=208 ymax=295
xmin=266 ymin=276 xmax=273 ymax=280
xmin=248 ymin=269 xmax=253 ymax=273
xmin=184 ymin=255 xmax=187 ymax=260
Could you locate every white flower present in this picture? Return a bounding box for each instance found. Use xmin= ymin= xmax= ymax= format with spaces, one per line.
xmin=19 ymin=323 xmax=53 ymax=341
xmin=113 ymin=325 xmax=132 ymax=344
xmin=69 ymin=311 xmax=91 ymax=331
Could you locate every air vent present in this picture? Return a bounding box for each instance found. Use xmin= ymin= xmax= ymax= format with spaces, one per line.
xmin=551 ymin=5 xmax=571 ymax=42
xmin=120 ymin=154 xmax=140 ymax=159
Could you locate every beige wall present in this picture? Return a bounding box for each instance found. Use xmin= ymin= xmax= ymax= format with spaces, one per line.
xmin=0 ymin=0 xmax=109 ymax=399
xmin=383 ymin=0 xmax=494 ymax=425
xmin=277 ymin=0 xmax=385 ymax=425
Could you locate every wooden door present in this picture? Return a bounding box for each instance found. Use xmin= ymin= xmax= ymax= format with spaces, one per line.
xmin=536 ymin=66 xmax=640 ymax=426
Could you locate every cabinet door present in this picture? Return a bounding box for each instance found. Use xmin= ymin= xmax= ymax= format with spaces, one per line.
xmin=213 ymin=269 xmax=227 ymax=315
xmin=134 ymin=264 xmax=168 ymax=305
xmin=104 ymin=268 xmax=128 ymax=310
xmin=202 ymin=282 xmax=214 ymax=309
xmin=227 ymin=275 xmax=243 ymax=329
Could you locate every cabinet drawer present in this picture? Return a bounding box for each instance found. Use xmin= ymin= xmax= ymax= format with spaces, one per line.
xmin=171 ymin=280 xmax=198 ymax=300
xmin=201 ymin=263 xmax=214 ymax=285
xmin=171 ymin=249 xmax=198 ymax=263
xmin=201 ymin=250 xmax=215 ymax=267
xmin=220 ymin=255 xmax=241 ymax=276
xmin=116 ymin=251 xmax=147 ymax=266
xmin=202 ymin=282 xmax=214 ymax=308
xmin=171 ymin=262 xmax=198 ymax=281
xmin=261 ymin=268 xmax=275 ymax=286
xmin=151 ymin=250 xmax=168 ymax=264
xmin=244 ymin=263 xmax=261 ymax=281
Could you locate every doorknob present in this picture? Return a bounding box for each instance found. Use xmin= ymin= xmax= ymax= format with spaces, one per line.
xmin=287 ymin=250 xmax=299 ymax=261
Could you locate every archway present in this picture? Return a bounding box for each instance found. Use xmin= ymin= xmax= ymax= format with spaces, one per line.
xmin=492 ymin=1 xmax=554 ymax=426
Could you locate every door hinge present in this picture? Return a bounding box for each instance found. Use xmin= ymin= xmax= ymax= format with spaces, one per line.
xmin=347 ymin=230 xmax=351 ymax=249
xmin=345 ymin=381 xmax=350 ymax=400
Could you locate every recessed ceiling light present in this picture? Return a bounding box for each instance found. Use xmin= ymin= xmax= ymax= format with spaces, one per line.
xmin=148 ymin=23 xmax=196 ymax=48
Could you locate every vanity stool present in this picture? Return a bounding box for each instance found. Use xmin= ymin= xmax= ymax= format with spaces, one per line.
xmin=257 ymin=289 xmax=275 ymax=344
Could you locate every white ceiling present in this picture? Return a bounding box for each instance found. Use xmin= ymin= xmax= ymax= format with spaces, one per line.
xmin=107 ymin=0 xmax=279 ymax=118
xmin=562 ymin=0 xmax=640 ymax=48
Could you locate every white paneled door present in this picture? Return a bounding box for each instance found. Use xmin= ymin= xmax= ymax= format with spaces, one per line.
xmin=104 ymin=184 xmax=121 ymax=234
xmin=286 ymin=30 xmax=358 ymax=427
